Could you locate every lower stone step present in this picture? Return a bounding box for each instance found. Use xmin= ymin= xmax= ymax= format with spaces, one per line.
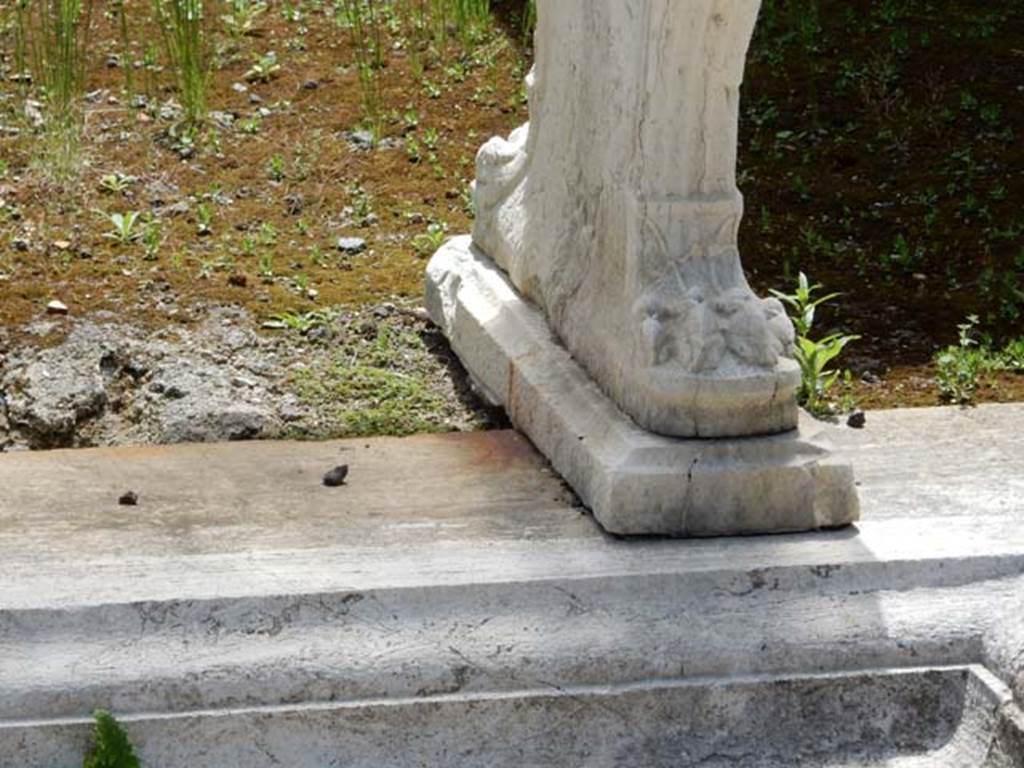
xmin=2 ymin=408 xmax=1023 ymax=766
xmin=3 ymin=665 xmax=1021 ymax=768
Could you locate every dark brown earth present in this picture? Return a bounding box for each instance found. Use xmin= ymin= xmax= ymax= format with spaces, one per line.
xmin=0 ymin=0 xmax=1022 ymax=417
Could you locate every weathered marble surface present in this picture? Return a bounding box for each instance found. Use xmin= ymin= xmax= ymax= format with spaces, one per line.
xmin=4 ymin=668 xmax=1017 ymax=768
xmin=428 ymin=0 xmax=862 ymax=535
xmin=472 ymin=0 xmax=798 ymax=438
xmin=426 ymin=238 xmax=858 ymax=535
xmin=1 ymin=407 xmax=1024 ymax=765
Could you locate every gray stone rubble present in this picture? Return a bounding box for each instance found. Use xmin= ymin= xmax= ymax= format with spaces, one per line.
xmin=0 ymin=309 xmax=303 ymax=450
xmin=0 ymin=304 xmax=490 ymax=451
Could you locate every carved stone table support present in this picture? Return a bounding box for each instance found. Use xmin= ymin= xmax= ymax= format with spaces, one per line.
xmin=426 ymin=0 xmax=859 ymax=535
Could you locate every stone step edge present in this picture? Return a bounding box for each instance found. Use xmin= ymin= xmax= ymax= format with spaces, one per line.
xmin=0 ymin=663 xmax=1008 ymax=730
xmin=5 ymin=546 xmax=1023 ymax=626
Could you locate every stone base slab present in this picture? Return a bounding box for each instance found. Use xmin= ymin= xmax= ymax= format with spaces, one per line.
xmin=426 ymin=236 xmax=859 ymax=536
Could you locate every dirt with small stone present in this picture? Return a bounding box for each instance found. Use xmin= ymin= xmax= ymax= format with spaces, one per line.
xmin=1 ymin=0 xmax=1022 ymax=451
xmin=0 ymin=302 xmax=502 ymax=451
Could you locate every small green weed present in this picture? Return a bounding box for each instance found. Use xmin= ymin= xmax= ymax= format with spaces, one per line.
xmin=263 ymin=308 xmax=336 ymax=332
xmin=934 ymin=316 xmax=985 ymax=404
xmin=99 ymin=172 xmax=134 ymax=195
xmin=141 ymin=219 xmax=162 ymax=260
xmin=257 ymin=252 xmax=274 ymax=281
xmin=221 ymin=0 xmax=266 ymax=40
xmin=421 ymin=126 xmax=439 ymax=151
xmin=931 ymin=316 xmax=1023 ymax=403
xmin=195 ymin=202 xmax=213 ymax=236
xmin=267 ymin=154 xmax=286 ymax=182
xmin=793 ymin=333 xmax=859 ymax=417
xmin=771 ymin=272 xmax=859 ymax=417
xmin=999 ymin=339 xmax=1024 ymax=372
xmin=348 ymin=182 xmax=374 ymax=226
xmin=412 ymin=221 xmax=447 ymax=256
xmin=83 ymin=710 xmax=140 ymax=768
xmin=244 ymin=51 xmax=281 ymax=83
xmin=405 ymin=135 xmax=422 ymax=163
xmin=102 ymin=211 xmax=143 ymax=244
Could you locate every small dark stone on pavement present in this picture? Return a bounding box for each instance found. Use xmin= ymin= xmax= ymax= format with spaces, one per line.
xmin=323 ymin=465 xmax=349 ymax=487
xmin=847 ymin=411 xmax=867 ymax=429
xmin=119 ymin=490 xmax=139 ymax=506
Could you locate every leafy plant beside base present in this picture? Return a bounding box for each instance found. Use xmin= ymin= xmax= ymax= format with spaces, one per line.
xmin=770 ymin=272 xmax=859 ymax=418
xmin=793 ymin=331 xmax=859 ymax=417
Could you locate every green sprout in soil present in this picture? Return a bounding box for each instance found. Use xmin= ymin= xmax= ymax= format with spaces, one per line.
xmin=141 ymin=219 xmax=162 ymax=260
xmin=412 ymin=221 xmax=447 ymax=257
xmin=220 ymin=0 xmax=266 ymax=42
xmin=934 ymin=315 xmax=984 ymax=404
xmin=934 ymin=317 xmax=1024 ymax=404
xmin=244 ymin=51 xmax=280 ymax=83
xmin=258 ymin=252 xmax=275 ymax=282
xmin=99 ymin=173 xmax=134 ymax=195
xmin=102 ymin=211 xmax=143 ymax=245
xmin=263 ymin=308 xmax=336 ymax=332
xmin=19 ymin=0 xmax=95 ymax=181
xmin=267 ymin=154 xmax=286 ymax=182
xmin=195 ymin=202 xmax=213 ymax=236
xmin=153 ymin=0 xmax=211 ymax=127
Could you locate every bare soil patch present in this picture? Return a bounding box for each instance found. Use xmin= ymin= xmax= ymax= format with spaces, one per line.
xmin=0 ymin=0 xmax=1021 ymax=450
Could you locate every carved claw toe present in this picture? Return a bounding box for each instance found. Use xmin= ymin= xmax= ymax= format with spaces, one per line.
xmin=636 ymin=285 xmax=795 ymax=374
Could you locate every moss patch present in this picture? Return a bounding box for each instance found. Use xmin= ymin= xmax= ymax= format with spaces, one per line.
xmin=288 ymin=308 xmax=503 ymax=438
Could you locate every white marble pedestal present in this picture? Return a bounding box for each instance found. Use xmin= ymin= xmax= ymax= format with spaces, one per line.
xmin=426 ymin=238 xmax=858 ymax=536
xmin=426 ymin=0 xmax=860 ymax=535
